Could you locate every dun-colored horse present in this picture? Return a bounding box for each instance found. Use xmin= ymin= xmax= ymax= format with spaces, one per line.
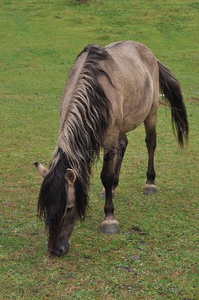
xmin=34 ymin=41 xmax=188 ymax=256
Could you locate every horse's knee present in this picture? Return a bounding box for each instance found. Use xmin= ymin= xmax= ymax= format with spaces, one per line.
xmin=99 ymin=188 xmax=115 ymax=199
xmin=101 ymin=171 xmax=114 ymax=189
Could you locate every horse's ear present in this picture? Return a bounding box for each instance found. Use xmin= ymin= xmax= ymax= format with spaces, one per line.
xmin=34 ymin=162 xmax=48 ymax=178
xmin=65 ymin=168 xmax=76 ymax=185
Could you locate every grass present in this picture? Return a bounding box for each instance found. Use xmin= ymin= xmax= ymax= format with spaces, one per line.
xmin=0 ymin=0 xmax=199 ymax=299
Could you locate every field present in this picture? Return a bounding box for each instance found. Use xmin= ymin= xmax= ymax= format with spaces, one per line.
xmin=0 ymin=0 xmax=198 ymax=299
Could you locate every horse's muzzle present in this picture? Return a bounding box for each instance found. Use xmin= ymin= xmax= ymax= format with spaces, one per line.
xmin=47 ymin=241 xmax=71 ymax=256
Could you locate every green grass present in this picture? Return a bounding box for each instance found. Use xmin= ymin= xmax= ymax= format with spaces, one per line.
xmin=0 ymin=0 xmax=198 ymax=299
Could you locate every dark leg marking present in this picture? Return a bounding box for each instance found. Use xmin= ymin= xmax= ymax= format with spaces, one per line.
xmin=101 ymin=148 xmax=119 ymax=233
xmin=100 ymin=134 xmax=128 ymax=199
xmin=144 ymin=117 xmax=157 ymax=195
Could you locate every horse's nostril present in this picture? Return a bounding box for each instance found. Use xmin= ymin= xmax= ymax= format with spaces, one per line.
xmin=58 ymin=248 xmax=65 ymax=255
xmin=50 ymin=247 xmax=65 ymax=256
xmin=49 ymin=242 xmax=70 ymax=256
xmin=50 ymin=250 xmax=61 ymax=256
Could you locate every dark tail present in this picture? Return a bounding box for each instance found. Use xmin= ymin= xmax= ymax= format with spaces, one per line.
xmin=157 ymin=60 xmax=189 ymax=147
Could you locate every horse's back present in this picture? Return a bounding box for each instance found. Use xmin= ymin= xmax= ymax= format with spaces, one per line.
xmin=105 ymin=41 xmax=158 ymax=72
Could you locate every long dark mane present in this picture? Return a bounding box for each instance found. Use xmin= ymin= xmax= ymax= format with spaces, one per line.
xmin=37 ymin=148 xmax=90 ymax=229
xmin=38 ymin=149 xmax=68 ymax=230
xmin=38 ymin=45 xmax=114 ymax=228
xmin=58 ymin=44 xmax=113 ymax=173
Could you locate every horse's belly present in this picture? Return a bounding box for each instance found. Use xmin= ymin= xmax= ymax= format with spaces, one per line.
xmin=120 ymin=110 xmax=149 ymax=133
xmin=120 ymin=90 xmax=153 ymax=133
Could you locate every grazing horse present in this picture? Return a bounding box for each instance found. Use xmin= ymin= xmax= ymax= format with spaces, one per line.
xmin=34 ymin=41 xmax=189 ymax=256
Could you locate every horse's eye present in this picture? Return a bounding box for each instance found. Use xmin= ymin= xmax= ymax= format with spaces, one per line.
xmin=67 ymin=207 xmax=73 ymax=213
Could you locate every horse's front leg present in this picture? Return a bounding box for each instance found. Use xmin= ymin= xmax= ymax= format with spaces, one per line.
xmin=100 ymin=134 xmax=128 ymax=199
xmin=101 ymin=148 xmax=119 ymax=234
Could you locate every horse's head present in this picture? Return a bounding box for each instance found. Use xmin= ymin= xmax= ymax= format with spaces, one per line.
xmin=34 ymin=161 xmax=78 ymax=256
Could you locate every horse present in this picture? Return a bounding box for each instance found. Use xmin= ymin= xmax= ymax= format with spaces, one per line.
xmin=34 ymin=41 xmax=189 ymax=256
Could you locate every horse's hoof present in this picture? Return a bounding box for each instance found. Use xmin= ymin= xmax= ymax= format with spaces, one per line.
xmin=99 ymin=190 xmax=105 ymax=199
xmin=102 ymin=218 xmax=119 ymax=234
xmin=143 ymin=184 xmax=157 ymax=195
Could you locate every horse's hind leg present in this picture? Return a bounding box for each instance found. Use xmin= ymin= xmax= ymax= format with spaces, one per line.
xmin=100 ymin=134 xmax=128 ymax=199
xmin=101 ymin=148 xmax=119 ymax=233
xmin=144 ymin=113 xmax=157 ymax=195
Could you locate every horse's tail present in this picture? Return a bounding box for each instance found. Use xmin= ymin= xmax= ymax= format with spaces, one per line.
xmin=157 ymin=60 xmax=189 ymax=147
